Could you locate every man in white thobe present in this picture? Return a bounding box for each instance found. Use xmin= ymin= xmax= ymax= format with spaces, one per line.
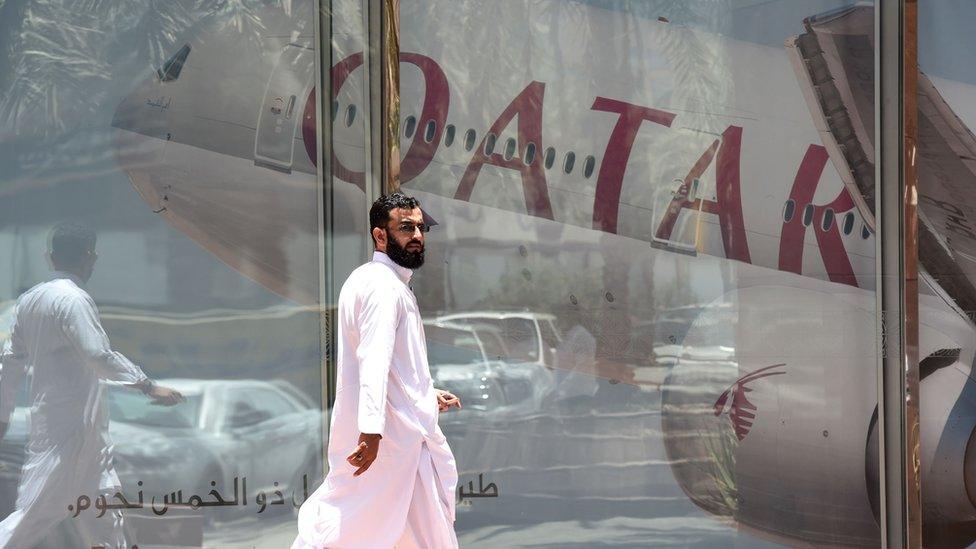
xmin=294 ymin=193 xmax=461 ymax=549
xmin=0 ymin=223 xmax=183 ymax=548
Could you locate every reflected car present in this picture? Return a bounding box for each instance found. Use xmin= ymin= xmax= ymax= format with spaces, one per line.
xmin=435 ymin=311 xmax=563 ymax=369
xmin=425 ymin=319 xmax=554 ymax=416
xmin=0 ymin=378 xmax=322 ymax=526
xmin=108 ymin=378 xmax=322 ymax=515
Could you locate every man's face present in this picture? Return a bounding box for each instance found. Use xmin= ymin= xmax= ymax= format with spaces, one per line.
xmin=380 ymin=207 xmax=426 ymax=269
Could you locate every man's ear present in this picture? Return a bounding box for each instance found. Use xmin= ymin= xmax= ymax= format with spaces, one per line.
xmin=372 ymin=226 xmax=387 ymax=250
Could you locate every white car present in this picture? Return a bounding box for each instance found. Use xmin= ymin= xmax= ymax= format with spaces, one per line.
xmin=424 ymin=319 xmax=554 ymax=415
xmin=434 ymin=311 xmax=563 ymax=370
xmin=0 ymin=377 xmax=323 ymax=529
xmin=108 ymin=378 xmax=322 ymax=513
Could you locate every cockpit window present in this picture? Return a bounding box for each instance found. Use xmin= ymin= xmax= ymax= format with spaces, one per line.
xmin=157 ymin=43 xmax=192 ymax=82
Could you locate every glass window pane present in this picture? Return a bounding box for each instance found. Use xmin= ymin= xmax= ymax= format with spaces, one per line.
xmin=0 ymin=1 xmax=376 ymax=544
xmin=398 ymin=1 xmax=881 ymax=547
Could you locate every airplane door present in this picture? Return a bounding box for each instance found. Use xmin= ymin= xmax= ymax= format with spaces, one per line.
xmin=254 ymin=42 xmax=315 ymax=173
xmin=651 ymin=177 xmax=704 ymax=256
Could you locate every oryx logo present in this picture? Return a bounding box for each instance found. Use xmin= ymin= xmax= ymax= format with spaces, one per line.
xmin=713 ymin=364 xmax=786 ymax=441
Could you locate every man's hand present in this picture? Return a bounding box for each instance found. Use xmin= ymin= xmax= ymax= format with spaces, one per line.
xmin=0 ymin=422 xmax=7 ymax=441
xmin=147 ymin=385 xmax=185 ymax=406
xmin=347 ymin=433 xmax=382 ymax=477
xmin=436 ymin=388 xmax=461 ymax=412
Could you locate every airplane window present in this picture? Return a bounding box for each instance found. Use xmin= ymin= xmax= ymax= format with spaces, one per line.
xmin=544 ymin=147 xmax=556 ymax=169
xmin=345 ymin=105 xmax=357 ymax=127
xmin=564 ymin=152 xmax=576 ymax=174
xmin=822 ymin=209 xmax=834 ymax=231
xmin=157 ymin=43 xmax=191 ymax=82
xmin=464 ymin=129 xmax=476 ymax=151
xmin=843 ymin=212 xmax=855 ymax=235
xmin=862 ymin=225 xmax=871 ymax=239
xmin=485 ymin=133 xmax=497 ymax=155
xmin=801 ymin=204 xmax=814 ymax=226
xmin=783 ymin=199 xmax=796 ymax=222
xmin=445 ymin=124 xmax=456 ymax=147
xmin=331 ymin=101 xmax=339 ymax=121
xmin=424 ymin=120 xmax=436 ymax=143
xmin=524 ymin=142 xmax=537 ymax=165
xmin=504 ymin=138 xmax=517 ymax=160
xmin=404 ymin=116 xmax=417 ymax=138
xmin=583 ymin=155 xmax=596 ymax=178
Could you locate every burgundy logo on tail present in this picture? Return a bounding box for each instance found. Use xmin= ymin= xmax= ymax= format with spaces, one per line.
xmin=713 ymin=363 xmax=786 ymax=441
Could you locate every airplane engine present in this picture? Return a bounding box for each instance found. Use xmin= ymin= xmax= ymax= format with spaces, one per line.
xmin=662 ymin=285 xmax=976 ymax=547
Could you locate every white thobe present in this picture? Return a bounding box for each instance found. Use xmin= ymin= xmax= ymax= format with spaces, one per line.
xmin=294 ymin=252 xmax=458 ymax=549
xmin=0 ymin=272 xmax=148 ymax=549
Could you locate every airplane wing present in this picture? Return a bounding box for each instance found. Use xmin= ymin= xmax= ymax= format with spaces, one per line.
xmin=787 ymin=4 xmax=976 ymax=320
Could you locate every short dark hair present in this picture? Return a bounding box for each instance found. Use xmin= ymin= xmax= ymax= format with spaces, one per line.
xmin=48 ymin=223 xmax=96 ymax=269
xmin=369 ymin=192 xmax=421 ymax=242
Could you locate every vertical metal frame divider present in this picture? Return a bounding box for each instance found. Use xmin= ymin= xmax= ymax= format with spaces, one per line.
xmin=316 ymin=0 xmax=395 ymax=461
xmin=315 ymin=0 xmax=336 ymax=461
xmin=877 ymin=0 xmax=921 ymax=546
xmin=368 ymin=0 xmax=401 ymax=196
xmin=365 ymin=0 xmax=383 ymax=200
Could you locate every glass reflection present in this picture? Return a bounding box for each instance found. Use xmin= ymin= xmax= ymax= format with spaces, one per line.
xmin=0 ymin=224 xmax=185 ymax=548
xmin=918 ymin=3 xmax=976 ymax=547
xmin=0 ymin=0 xmax=335 ymax=546
xmin=396 ymin=0 xmax=883 ymax=547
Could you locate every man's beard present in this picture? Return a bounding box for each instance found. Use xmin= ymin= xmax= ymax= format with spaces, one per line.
xmin=385 ymin=234 xmax=425 ymax=269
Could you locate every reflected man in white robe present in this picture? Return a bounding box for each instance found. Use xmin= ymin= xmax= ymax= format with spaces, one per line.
xmin=0 ymin=223 xmax=184 ymax=549
xmin=294 ymin=193 xmax=461 ymax=549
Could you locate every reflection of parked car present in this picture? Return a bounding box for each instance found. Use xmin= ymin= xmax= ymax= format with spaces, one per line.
xmin=435 ymin=311 xmax=563 ymax=369
xmin=0 ymin=386 xmax=29 ymax=520
xmin=108 ymin=378 xmax=321 ymax=512
xmin=425 ymin=320 xmax=553 ymax=414
xmin=0 ymin=378 xmax=322 ymax=528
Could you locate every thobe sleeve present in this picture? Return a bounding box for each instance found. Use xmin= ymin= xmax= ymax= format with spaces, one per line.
xmin=59 ymin=293 xmax=149 ymax=384
xmin=356 ymin=283 xmax=400 ymax=436
xmin=0 ymin=313 xmax=27 ymax=425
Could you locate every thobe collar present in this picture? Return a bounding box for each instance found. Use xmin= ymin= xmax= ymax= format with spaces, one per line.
xmin=372 ymin=251 xmax=414 ymax=284
xmin=51 ymin=270 xmax=86 ymax=288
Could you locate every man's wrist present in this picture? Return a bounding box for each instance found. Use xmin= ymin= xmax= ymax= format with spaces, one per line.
xmin=137 ymin=379 xmax=156 ymax=395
